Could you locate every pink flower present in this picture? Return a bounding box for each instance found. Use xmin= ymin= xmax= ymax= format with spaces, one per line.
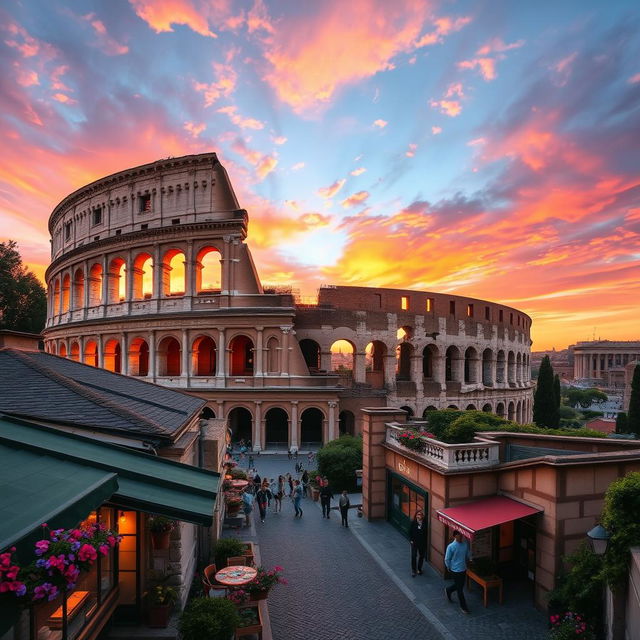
xmin=78 ymin=544 xmax=97 ymax=562
xmin=99 ymin=544 xmax=110 ymax=556
xmin=35 ymin=540 xmax=50 ymax=555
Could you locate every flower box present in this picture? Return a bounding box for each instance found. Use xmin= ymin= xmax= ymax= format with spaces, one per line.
xmin=235 ymin=604 xmax=263 ymax=639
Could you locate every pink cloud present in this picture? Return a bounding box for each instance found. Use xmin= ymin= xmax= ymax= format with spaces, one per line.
xmin=350 ymin=167 xmax=366 ymax=176
xmin=476 ymin=37 xmax=525 ymax=56
xmin=230 ymin=138 xmax=277 ymax=180
xmin=272 ymin=135 xmax=287 ymax=145
xmin=445 ymin=82 xmax=464 ymax=98
xmin=405 ymin=143 xmax=418 ymax=157
xmin=256 ymin=155 xmax=278 ymax=179
xmin=52 ymin=93 xmax=77 ymax=105
xmin=414 ymin=15 xmax=472 ymax=47
xmin=81 ymin=14 xmax=129 ymax=55
xmin=459 ymin=38 xmax=524 ymax=81
xmin=291 ymin=162 xmax=305 ymax=171
xmin=629 ymin=73 xmax=640 ymax=84
xmin=431 ymin=126 xmax=442 ymax=135
xmin=194 ymin=63 xmax=237 ymax=107
xmin=457 ymin=57 xmax=496 ymax=80
xmin=317 ymin=178 xmax=346 ymax=199
xmin=184 ymin=121 xmax=206 ymax=137
xmin=341 ymin=190 xmax=369 ymax=208
xmin=217 ymin=105 xmax=264 ymax=130
xmin=430 ymin=99 xmax=461 ymax=117
xmin=129 ymin=0 xmax=218 ymax=37
xmin=13 ymin=64 xmax=39 ymax=87
xmin=3 ymin=21 xmax=41 ymax=57
xmin=373 ymin=119 xmax=388 ymax=128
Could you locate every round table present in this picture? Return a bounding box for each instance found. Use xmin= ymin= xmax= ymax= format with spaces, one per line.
xmin=230 ymin=479 xmax=249 ymax=489
xmin=215 ymin=565 xmax=257 ymax=587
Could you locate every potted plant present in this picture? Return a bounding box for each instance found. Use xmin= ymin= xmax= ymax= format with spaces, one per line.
xmin=235 ymin=604 xmax=263 ymax=639
xmin=179 ymin=597 xmax=240 ymax=640
xmin=147 ymin=582 xmax=178 ymax=628
xmin=225 ymin=495 xmax=243 ymax=516
xmin=213 ymin=537 xmax=246 ymax=569
xmin=148 ymin=515 xmax=176 ymax=550
xmin=229 ymin=468 xmax=248 ymax=480
xmin=245 ymin=565 xmax=286 ymax=601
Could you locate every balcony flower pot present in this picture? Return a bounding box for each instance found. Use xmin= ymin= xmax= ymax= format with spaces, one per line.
xmin=148 ymin=515 xmax=176 ymax=551
xmin=148 ymin=604 xmax=171 ymax=628
xmin=235 ymin=604 xmax=263 ymax=639
xmin=151 ymin=530 xmax=172 ymax=550
xmin=247 ymin=588 xmax=269 ymax=601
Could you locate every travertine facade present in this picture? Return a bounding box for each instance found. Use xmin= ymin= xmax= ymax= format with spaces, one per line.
xmin=572 ymin=340 xmax=640 ymax=381
xmin=43 ymin=153 xmax=533 ymax=450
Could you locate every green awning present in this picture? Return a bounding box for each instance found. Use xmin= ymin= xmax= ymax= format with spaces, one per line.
xmin=0 ymin=416 xmax=220 ymax=529
xmin=0 ymin=443 xmax=119 ymax=551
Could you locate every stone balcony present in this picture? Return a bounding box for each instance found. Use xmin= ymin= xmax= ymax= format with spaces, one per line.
xmin=384 ymin=423 xmax=500 ymax=472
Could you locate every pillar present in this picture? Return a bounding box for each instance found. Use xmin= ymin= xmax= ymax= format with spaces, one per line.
xmin=384 ymin=353 xmax=396 ymax=389
xmin=185 ymin=240 xmax=195 ymax=299
xmin=354 ymin=351 xmax=367 ymax=384
xmin=410 ymin=354 xmax=423 ymax=394
xmin=121 ymin=333 xmax=129 ymax=376
xmin=181 ymin=329 xmax=189 ymax=382
xmin=290 ymin=401 xmax=299 ymax=452
xmin=216 ymin=329 xmax=226 ymax=378
xmin=97 ymin=335 xmax=104 ymax=369
xmin=320 ymin=349 xmax=332 ymax=372
xmin=254 ymin=401 xmax=262 ymax=451
xmin=327 ymin=401 xmax=337 ymax=442
xmin=148 ymin=330 xmax=156 ymax=380
xmin=255 ymin=327 xmax=264 ymax=376
xmin=435 ymin=349 xmax=446 ymax=391
xmin=153 ymin=244 xmax=162 ymax=301
xmin=280 ymin=327 xmax=291 ymax=376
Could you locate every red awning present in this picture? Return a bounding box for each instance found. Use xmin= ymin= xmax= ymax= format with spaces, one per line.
xmin=436 ymin=495 xmax=542 ymax=540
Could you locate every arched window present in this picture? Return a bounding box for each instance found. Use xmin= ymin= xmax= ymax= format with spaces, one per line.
xmin=59 ymin=343 xmax=67 ymax=358
xmin=482 ymin=349 xmax=493 ymax=386
xmin=423 ymin=344 xmax=437 ymax=379
xmin=422 ymin=406 xmax=437 ymax=418
xmin=299 ymin=339 xmax=320 ymax=371
xmin=508 ymin=401 xmax=515 ymax=421
xmin=445 ymin=346 xmax=460 ymax=382
xmin=108 ymin=257 xmax=126 ymax=304
xmin=496 ymin=351 xmax=506 ymax=383
xmin=265 ymin=407 xmax=288 ymax=449
xmin=158 ymin=336 xmax=181 ymax=376
xmin=50 ymin=343 xmax=57 ymax=355
xmin=339 ymin=410 xmax=355 ymax=436
xmin=200 ymin=407 xmax=216 ymax=420
xmin=88 ymin=264 xmax=103 ymax=306
xmin=73 ymin=268 xmax=84 ymax=309
xmin=482 ymin=403 xmax=492 ymax=413
xmin=163 ymin=249 xmax=185 ymax=296
xmin=84 ymin=340 xmax=98 ymax=367
xmin=104 ymin=339 xmax=121 ymax=373
xmin=496 ymin=402 xmax=505 ymax=418
xmin=266 ymin=337 xmax=279 ymax=373
xmin=53 ymin=278 xmax=61 ymax=313
xmin=465 ymin=404 xmax=477 ymax=411
xmin=229 ymin=335 xmax=254 ymax=376
xmin=62 ymin=274 xmax=71 ymax=312
xmin=516 ymin=400 xmax=522 ymax=423
xmin=129 ymin=338 xmax=149 ymax=376
xmin=400 ymin=405 xmax=414 ymax=418
xmin=300 ymin=408 xmax=324 ymax=447
xmin=507 ymin=351 xmax=516 ymax=384
xmin=133 ymin=252 xmax=153 ymax=299
xmin=330 ymin=340 xmax=354 ymax=375
xmin=464 ymin=347 xmax=479 ymax=383
xmin=196 ymin=246 xmax=222 ymax=293
xmin=365 ymin=341 xmax=386 ymax=388
xmin=396 ymin=343 xmax=413 ymax=380
xmin=193 ymin=336 xmax=216 ymax=376
xmin=69 ymin=342 xmax=80 ymax=362
xmin=228 ymin=407 xmax=252 ymax=443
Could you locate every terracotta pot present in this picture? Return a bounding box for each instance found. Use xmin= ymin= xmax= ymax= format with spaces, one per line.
xmin=148 ymin=604 xmax=171 ymax=628
xmin=151 ymin=529 xmax=171 ymax=550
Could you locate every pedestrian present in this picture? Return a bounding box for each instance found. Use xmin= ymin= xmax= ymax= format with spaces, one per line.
xmin=241 ymin=488 xmax=254 ymax=527
xmin=275 ymin=475 xmax=285 ymax=513
xmin=444 ymin=530 xmax=472 ymax=614
xmin=255 ymin=481 xmax=273 ymax=523
xmin=292 ymin=479 xmax=303 ymax=518
xmin=339 ymin=490 xmax=350 ymax=527
xmin=320 ymin=481 xmax=333 ymax=518
xmin=287 ymin=448 xmax=292 ymax=461
xmin=269 ymin=478 xmax=278 ymax=512
xmin=294 ymin=449 xmax=298 ymax=459
xmin=253 ymin=472 xmax=261 ymax=491
xmin=287 ymin=473 xmax=294 ymax=497
xmin=301 ymin=469 xmax=309 ymax=498
xmin=307 ymin=451 xmax=313 ymax=465
xmin=409 ymin=510 xmax=428 ymax=577
xmin=248 ymin=454 xmax=254 ymax=467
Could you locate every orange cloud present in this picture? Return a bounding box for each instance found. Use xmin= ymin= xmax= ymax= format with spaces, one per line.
xmin=350 ymin=167 xmax=366 ymax=176
xmin=459 ymin=38 xmax=524 ymax=81
xmin=129 ymin=0 xmax=218 ymax=37
xmin=52 ymin=93 xmax=77 ymax=104
xmin=405 ymin=143 xmax=418 ymax=157
xmin=194 ymin=63 xmax=237 ymax=106
xmin=457 ymin=57 xmax=496 ymax=80
xmin=430 ymin=99 xmax=461 ymax=117
xmin=256 ymin=154 xmax=278 ymax=179
xmin=272 ymin=135 xmax=287 ymax=145
xmin=217 ymin=105 xmax=264 ymax=130
xmin=373 ymin=119 xmax=388 ymax=128
xmin=184 ymin=121 xmax=206 ymax=138
xmin=316 ymin=178 xmax=346 ymax=199
xmin=341 ymin=191 xmax=369 ymax=208
xmin=81 ymin=14 xmax=129 ymax=55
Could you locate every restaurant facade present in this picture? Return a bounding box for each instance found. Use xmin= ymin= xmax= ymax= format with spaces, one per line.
xmin=362 ymin=407 xmax=640 ymax=608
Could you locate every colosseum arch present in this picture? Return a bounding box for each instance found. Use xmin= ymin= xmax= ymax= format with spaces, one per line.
xmin=339 ymin=410 xmax=355 ymax=436
xmin=59 ymin=343 xmax=67 ymax=357
xmin=422 ymin=406 xmax=437 ymax=417
xmin=516 ymin=353 xmax=522 ymax=383
xmin=507 ymin=351 xmax=516 ymax=384
xmin=107 ymin=257 xmax=126 ymax=304
xmin=482 ymin=348 xmax=493 ymax=386
xmin=53 ymin=278 xmax=61 ymax=313
xmin=516 ymin=400 xmax=522 ymax=423
xmin=158 ymin=336 xmax=181 ymax=376
xmin=465 ymin=403 xmax=477 ymax=410
xmin=330 ymin=339 xmax=355 ymax=375
xmin=482 ymin=403 xmax=492 ymax=412
xmin=229 ymin=334 xmax=254 ymax=376
xmin=73 ymin=268 xmax=84 ymax=310
xmin=299 ymin=339 xmax=321 ymax=371
xmin=129 ymin=337 xmax=149 ymax=376
xmin=496 ymin=402 xmax=505 ymax=418
xmin=264 ymin=407 xmax=288 ymax=449
xmin=200 ymin=407 xmax=216 ymax=419
xmin=69 ymin=341 xmax=80 ymax=362
xmin=50 ymin=343 xmax=57 ymax=355
xmin=228 ymin=406 xmax=252 ymax=443
xmin=88 ymin=263 xmax=103 ymax=306
xmin=496 ymin=350 xmax=506 ymax=383
xmin=445 ymin=345 xmax=462 ymax=382
xmin=365 ymin=340 xmax=386 ymax=388
xmin=132 ymin=252 xmax=153 ymax=300
xmin=196 ymin=246 xmax=222 ymax=293
xmin=300 ymin=407 xmax=324 ymax=448
xmin=422 ymin=344 xmax=438 ymax=380
xmin=192 ymin=335 xmax=216 ymax=376
xmin=400 ymin=405 xmax=415 ymax=418
xmin=61 ymin=273 xmax=71 ymax=312
xmin=396 ymin=342 xmax=413 ymax=381
xmin=397 ymin=326 xmax=413 ymax=340
xmin=163 ymin=249 xmax=185 ymax=296
xmin=84 ymin=340 xmax=98 ymax=367
xmin=464 ymin=347 xmax=480 ymax=384
xmin=104 ymin=339 xmax=122 ymax=373
xmin=447 ymin=404 xmax=459 ymax=409
xmin=508 ymin=401 xmax=515 ymax=421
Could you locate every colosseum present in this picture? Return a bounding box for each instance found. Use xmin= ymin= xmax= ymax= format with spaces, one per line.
xmin=43 ymin=152 xmax=533 ymax=451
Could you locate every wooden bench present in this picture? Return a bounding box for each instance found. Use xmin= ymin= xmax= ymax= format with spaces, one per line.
xmin=466 ymin=569 xmax=503 ymax=607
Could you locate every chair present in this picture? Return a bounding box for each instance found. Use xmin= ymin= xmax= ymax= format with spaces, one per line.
xmin=226 ymin=556 xmax=247 ymax=567
xmin=202 ymin=564 xmax=227 ymax=598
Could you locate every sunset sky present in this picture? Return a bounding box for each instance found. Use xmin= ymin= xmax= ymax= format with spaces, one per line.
xmin=1 ymin=1 xmax=639 ymax=350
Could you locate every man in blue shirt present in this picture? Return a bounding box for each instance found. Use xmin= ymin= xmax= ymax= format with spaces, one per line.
xmin=444 ymin=530 xmax=472 ymax=613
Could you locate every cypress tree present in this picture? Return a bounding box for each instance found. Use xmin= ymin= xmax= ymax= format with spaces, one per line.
xmin=553 ymin=374 xmax=561 ymax=427
xmin=615 ymin=412 xmax=628 ymax=434
xmin=533 ymin=355 xmax=559 ymax=428
xmin=628 ymin=365 xmax=640 ymax=435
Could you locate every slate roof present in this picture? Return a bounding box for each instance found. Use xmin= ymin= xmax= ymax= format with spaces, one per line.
xmin=0 ymin=349 xmax=205 ymax=442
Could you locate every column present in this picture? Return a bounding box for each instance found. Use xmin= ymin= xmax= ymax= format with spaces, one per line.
xmin=290 ymin=401 xmax=299 ymax=452
xmin=384 ymin=353 xmax=396 ymax=389
xmin=97 ymin=335 xmax=104 ymax=369
xmin=148 ymin=330 xmax=156 ymax=380
xmin=83 ymin=260 xmax=90 ymax=314
xmin=121 ymin=333 xmax=129 ymax=376
xmin=489 ymin=355 xmax=497 ymax=387
xmin=216 ymin=329 xmax=226 ymax=378
xmin=153 ymin=244 xmax=162 ymax=303
xmin=125 ymin=250 xmax=133 ymax=303
xmin=320 ymin=349 xmax=332 ymax=372
xmin=254 ymin=401 xmax=262 ymax=451
xmin=221 ymin=236 xmax=231 ymax=294
xmin=185 ymin=240 xmax=195 ymax=301
xmin=595 ymin=353 xmax=600 ymax=379
xmin=354 ymin=350 xmax=367 ymax=384
xmin=327 ymin=401 xmax=337 ymax=442
xmin=410 ymin=354 xmax=423 ymax=394
xmin=280 ymin=327 xmax=291 ymax=376
xmin=255 ymin=327 xmax=264 ymax=376
xmin=181 ymin=329 xmax=189 ymax=383
xmin=435 ymin=349 xmax=446 ymax=391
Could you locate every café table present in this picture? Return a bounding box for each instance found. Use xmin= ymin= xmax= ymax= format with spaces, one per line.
xmin=230 ymin=479 xmax=249 ymax=489
xmin=215 ymin=565 xmax=258 ymax=587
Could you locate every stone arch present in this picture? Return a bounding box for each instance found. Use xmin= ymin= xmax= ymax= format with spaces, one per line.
xmin=482 ymin=403 xmax=492 ymax=413
xmin=445 ymin=345 xmax=461 ymax=382
xmin=196 ymin=246 xmax=222 ymax=293
xmin=496 ymin=350 xmax=506 ymax=383
xmin=396 ymin=342 xmax=413 ymax=381
xmin=129 ymin=337 xmax=149 ymax=376
xmin=400 ymin=405 xmax=415 ymax=418
xmin=422 ymin=406 xmax=438 ymax=418
xmin=50 ymin=343 xmax=57 ymax=355
xmin=266 ymin=336 xmax=280 ymax=373
xmin=158 ymin=336 xmax=181 ymax=376
xmin=464 ymin=346 xmax=479 ymax=384
xmin=299 ymin=339 xmax=321 ymax=371
xmin=465 ymin=403 xmax=477 ymax=411
xmin=422 ymin=344 xmax=438 ymax=379
xmin=132 ymin=252 xmax=153 ymax=300
xmin=365 ymin=340 xmax=386 ymax=388
xmin=192 ymin=335 xmax=216 ymax=376
xmin=482 ymin=348 xmax=493 ymax=386
xmin=516 ymin=353 xmax=522 ymax=383
xmin=88 ymin=263 xmax=102 ymax=306
xmin=107 ymin=257 xmax=126 ymax=304
xmin=507 ymin=351 xmax=516 ymax=384
xmin=163 ymin=249 xmax=185 ymax=296
xmin=70 ymin=341 xmax=80 ymax=362
xmin=228 ymin=406 xmax=252 ymax=443
xmin=447 ymin=404 xmax=459 ymax=410
xmin=53 ymin=278 xmax=61 ymax=313
xmin=73 ymin=268 xmax=84 ymax=310
xmin=330 ymin=339 xmax=355 ymax=374
xmin=508 ymin=401 xmax=515 ymax=421
xmin=265 ymin=407 xmax=289 ymax=449
xmin=229 ymin=334 xmax=254 ymax=376
xmin=300 ymin=407 xmax=324 ymax=447
xmin=104 ymin=339 xmax=121 ymax=373
xmin=200 ymin=407 xmax=216 ymax=419
xmin=62 ymin=273 xmax=71 ymax=312
xmin=339 ymin=410 xmax=355 ymax=436
xmin=83 ymin=340 xmax=98 ymax=367
xmin=397 ymin=326 xmax=413 ymax=340
xmin=516 ymin=400 xmax=522 ymax=423
xmin=496 ymin=402 xmax=505 ymax=418
xmin=59 ymin=342 xmax=67 ymax=358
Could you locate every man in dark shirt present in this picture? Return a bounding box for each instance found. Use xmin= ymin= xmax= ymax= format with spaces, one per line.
xmin=409 ymin=510 xmax=428 ymax=577
xmin=319 ymin=480 xmax=333 ymax=519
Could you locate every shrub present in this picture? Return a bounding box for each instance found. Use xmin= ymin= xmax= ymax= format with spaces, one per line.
xmin=179 ymin=597 xmax=240 ymax=640
xmin=229 ymin=468 xmax=248 ymax=480
xmin=317 ymin=435 xmax=363 ymax=491
xmin=441 ymin=416 xmax=478 ymax=444
xmin=212 ymin=537 xmax=246 ymax=570
xmin=424 ymin=410 xmax=463 ymax=438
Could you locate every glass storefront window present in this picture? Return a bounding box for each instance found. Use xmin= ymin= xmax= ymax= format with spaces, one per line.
xmin=388 ymin=472 xmax=427 ymax=537
xmin=117 ymin=511 xmax=138 ymax=608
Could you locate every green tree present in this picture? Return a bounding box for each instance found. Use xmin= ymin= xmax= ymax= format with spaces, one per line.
xmin=533 ymin=355 xmax=559 ymax=428
xmin=565 ymin=388 xmax=608 ymax=409
xmin=615 ymin=412 xmax=628 ymax=434
xmin=553 ymin=374 xmax=561 ymax=410
xmin=0 ymin=240 xmax=46 ymax=333
xmin=628 ymin=365 xmax=640 ymax=435
xmin=316 ymin=435 xmax=362 ymax=491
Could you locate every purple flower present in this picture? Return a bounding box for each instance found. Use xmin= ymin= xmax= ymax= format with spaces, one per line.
xmin=35 ymin=540 xmax=50 ymax=556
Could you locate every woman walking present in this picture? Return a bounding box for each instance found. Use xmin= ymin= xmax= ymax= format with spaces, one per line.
xmin=287 ymin=473 xmax=294 ymax=497
xmin=242 ymin=488 xmax=254 ymax=528
xmin=255 ymin=480 xmax=273 ymax=523
xmin=339 ymin=490 xmax=350 ymax=527
xmin=292 ymin=479 xmax=303 ymax=518
xmin=409 ymin=510 xmax=428 ymax=577
xmin=274 ymin=475 xmax=285 ymax=513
